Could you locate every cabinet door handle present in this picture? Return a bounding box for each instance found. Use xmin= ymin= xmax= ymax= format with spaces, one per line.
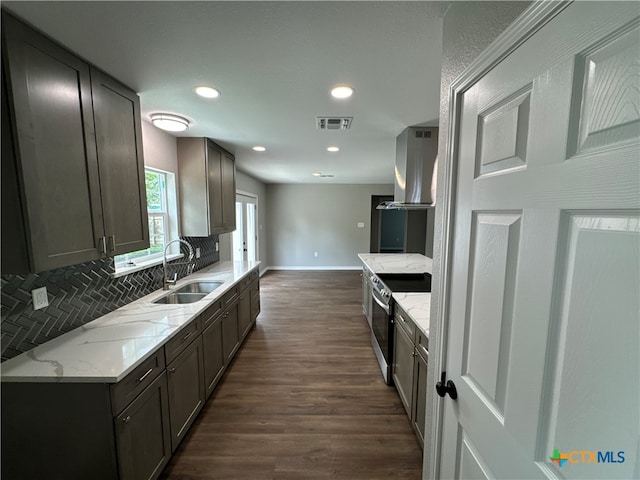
xmin=99 ymin=236 xmax=107 ymax=254
xmin=108 ymin=235 xmax=116 ymax=252
xmin=123 ymin=415 xmax=131 ymax=424
xmin=168 ymin=367 xmax=176 ymax=373
xmin=137 ymin=368 xmax=153 ymax=383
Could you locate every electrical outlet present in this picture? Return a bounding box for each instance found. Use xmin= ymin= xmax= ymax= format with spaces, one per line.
xmin=196 ymin=247 xmax=201 ymax=259
xmin=314 ymin=251 xmax=318 ymax=258
xmin=32 ymin=287 xmax=49 ymax=310
xmin=357 ymin=222 xmax=365 ymax=228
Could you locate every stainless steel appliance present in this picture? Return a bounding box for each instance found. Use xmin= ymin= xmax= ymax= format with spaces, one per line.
xmin=377 ymin=126 xmax=439 ymax=210
xmin=361 ymin=270 xmax=373 ymax=328
xmin=368 ymin=271 xmax=431 ymax=384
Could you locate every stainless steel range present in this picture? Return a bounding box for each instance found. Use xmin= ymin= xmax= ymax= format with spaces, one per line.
xmin=368 ymin=270 xmax=431 ymax=384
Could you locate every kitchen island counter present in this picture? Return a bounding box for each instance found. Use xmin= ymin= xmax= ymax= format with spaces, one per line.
xmin=358 ymin=253 xmax=432 ymax=274
xmin=0 ymin=261 xmax=260 ymax=383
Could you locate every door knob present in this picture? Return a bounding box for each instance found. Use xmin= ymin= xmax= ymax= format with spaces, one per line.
xmin=436 ymin=371 xmax=458 ymax=400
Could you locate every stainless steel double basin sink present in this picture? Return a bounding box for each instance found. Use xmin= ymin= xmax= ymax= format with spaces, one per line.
xmin=152 ymin=281 xmax=224 ymax=304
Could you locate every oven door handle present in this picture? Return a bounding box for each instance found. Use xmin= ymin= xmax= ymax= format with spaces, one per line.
xmin=372 ymin=290 xmax=390 ymax=314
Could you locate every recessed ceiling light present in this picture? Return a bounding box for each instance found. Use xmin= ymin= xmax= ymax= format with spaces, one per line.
xmin=330 ymin=85 xmax=354 ymax=99
xmin=194 ymin=85 xmax=220 ymax=98
xmin=252 ymin=146 xmax=266 ymax=152
xmin=150 ymin=113 xmax=190 ymax=132
xmin=327 ymin=146 xmax=340 ymax=152
xmin=312 ymin=172 xmax=334 ymax=178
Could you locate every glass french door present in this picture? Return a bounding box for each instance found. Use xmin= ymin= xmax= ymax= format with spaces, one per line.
xmin=232 ymin=193 xmax=257 ymax=262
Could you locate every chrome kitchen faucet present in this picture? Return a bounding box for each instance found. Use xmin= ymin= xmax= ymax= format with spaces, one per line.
xmin=163 ymin=239 xmax=196 ymax=290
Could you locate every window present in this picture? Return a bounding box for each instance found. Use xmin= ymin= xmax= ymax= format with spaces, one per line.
xmin=114 ymin=167 xmax=178 ymax=268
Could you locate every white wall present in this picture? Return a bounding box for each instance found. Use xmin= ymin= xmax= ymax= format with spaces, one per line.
xmin=424 ymin=1 xmax=531 ymax=477
xmin=266 ymin=184 xmax=393 ymax=269
xmin=141 ymin=120 xmax=178 ymax=173
xmin=140 ymin=120 xmax=181 ymax=240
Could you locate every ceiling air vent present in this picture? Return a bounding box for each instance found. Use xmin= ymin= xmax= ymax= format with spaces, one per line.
xmin=316 ymin=116 xmax=353 ymax=130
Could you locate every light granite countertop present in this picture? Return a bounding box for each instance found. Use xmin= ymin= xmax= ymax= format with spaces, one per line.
xmin=392 ymin=292 xmax=431 ymax=338
xmin=357 ymin=253 xmax=432 ymax=274
xmin=0 ymin=261 xmax=260 ymax=384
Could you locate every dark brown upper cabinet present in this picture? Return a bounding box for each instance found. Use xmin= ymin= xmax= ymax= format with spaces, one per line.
xmin=1 ymin=12 xmax=148 ymax=274
xmin=177 ymin=137 xmax=237 ymax=236
xmin=91 ymin=69 xmax=149 ymax=257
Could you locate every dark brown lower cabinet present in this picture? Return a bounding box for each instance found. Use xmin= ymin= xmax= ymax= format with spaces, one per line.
xmin=166 ymin=336 xmax=205 ymax=451
xmin=250 ymin=278 xmax=261 ymax=321
xmin=237 ymin=289 xmax=252 ymax=340
xmin=115 ymin=372 xmax=172 ymax=480
xmin=222 ymin=303 xmax=240 ymax=365
xmin=0 ymin=371 xmax=171 ymax=480
xmin=202 ymin=315 xmax=225 ymax=398
xmin=391 ymin=304 xmax=429 ymax=447
xmin=392 ymin=320 xmax=415 ymax=416
xmin=412 ymin=345 xmax=428 ymax=447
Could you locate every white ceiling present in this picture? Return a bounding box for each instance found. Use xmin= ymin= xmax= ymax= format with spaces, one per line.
xmin=3 ymin=1 xmax=446 ymax=184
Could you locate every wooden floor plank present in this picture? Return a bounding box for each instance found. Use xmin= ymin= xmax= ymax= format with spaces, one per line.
xmin=160 ymin=270 xmax=422 ymax=480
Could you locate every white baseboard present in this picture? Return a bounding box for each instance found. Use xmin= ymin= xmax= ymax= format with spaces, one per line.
xmin=263 ymin=266 xmax=361 ymax=272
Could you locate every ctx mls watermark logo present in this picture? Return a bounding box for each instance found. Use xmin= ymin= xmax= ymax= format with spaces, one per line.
xmin=550 ymin=449 xmax=625 ymax=466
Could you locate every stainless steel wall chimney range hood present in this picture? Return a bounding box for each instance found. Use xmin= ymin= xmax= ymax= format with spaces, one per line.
xmin=377 ymin=126 xmax=438 ymax=210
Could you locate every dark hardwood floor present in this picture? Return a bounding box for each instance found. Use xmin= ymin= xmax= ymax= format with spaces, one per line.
xmin=160 ymin=270 xmax=423 ymax=480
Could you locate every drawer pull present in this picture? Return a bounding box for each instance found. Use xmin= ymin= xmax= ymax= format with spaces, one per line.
xmin=123 ymin=415 xmax=131 ymax=424
xmin=137 ymin=368 xmax=153 ymax=383
xmin=168 ymin=367 xmax=176 ymax=373
xmin=182 ymin=331 xmax=194 ymax=342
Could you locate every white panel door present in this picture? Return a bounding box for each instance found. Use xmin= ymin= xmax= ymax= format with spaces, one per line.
xmin=439 ymin=2 xmax=639 ymax=479
xmin=232 ymin=193 xmax=258 ymax=262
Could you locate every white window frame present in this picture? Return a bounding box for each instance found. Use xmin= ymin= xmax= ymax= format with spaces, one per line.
xmin=113 ymin=167 xmax=179 ymax=276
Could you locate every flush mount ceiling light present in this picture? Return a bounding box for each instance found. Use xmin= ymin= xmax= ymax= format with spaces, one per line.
xmin=150 ymin=113 xmax=190 ymax=132
xmin=330 ymin=85 xmax=354 ymax=99
xmin=252 ymin=146 xmax=266 ymax=152
xmin=327 ymin=146 xmax=340 ymax=152
xmin=194 ymin=85 xmax=220 ymax=99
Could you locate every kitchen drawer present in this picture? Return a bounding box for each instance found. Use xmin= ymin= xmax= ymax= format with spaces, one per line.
xmin=250 ymin=269 xmax=259 ymax=282
xmin=201 ymin=298 xmax=224 ymax=329
xmin=237 ymin=275 xmax=252 ymax=292
xmin=394 ymin=305 xmax=416 ymax=340
xmin=164 ymin=319 xmax=200 ymax=364
xmin=110 ymin=348 xmax=165 ymax=416
xmin=221 ymin=286 xmax=238 ymax=306
xmin=416 ymin=330 xmax=429 ymax=361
